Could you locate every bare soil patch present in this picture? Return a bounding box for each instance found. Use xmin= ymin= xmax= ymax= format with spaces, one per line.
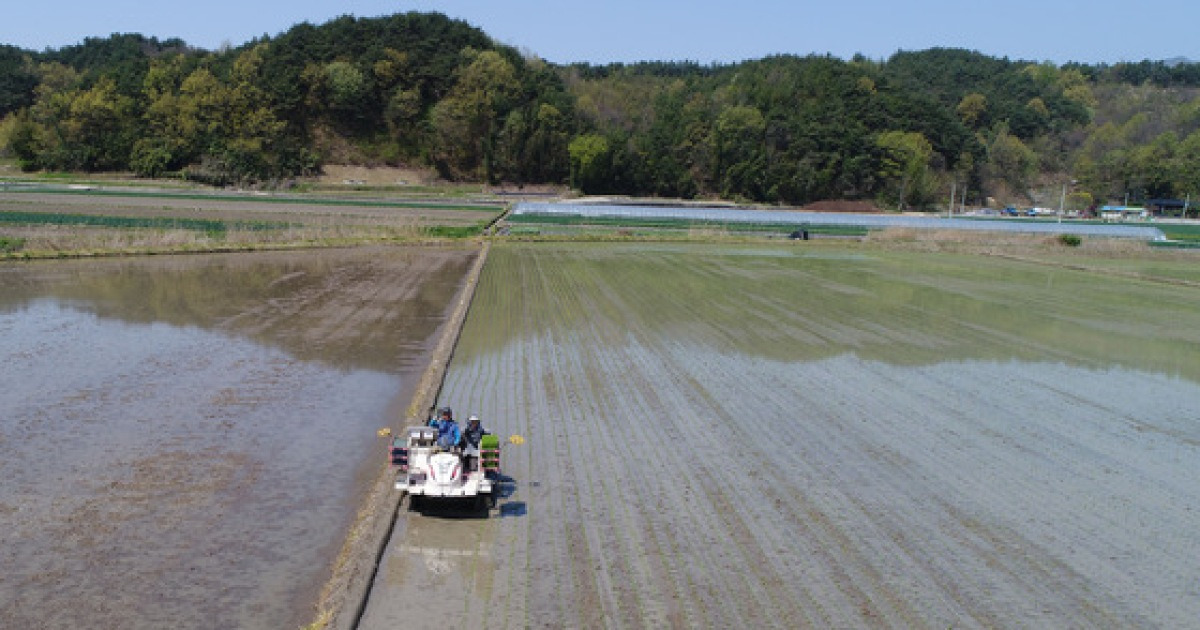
xmin=318 ymin=165 xmax=439 ymax=188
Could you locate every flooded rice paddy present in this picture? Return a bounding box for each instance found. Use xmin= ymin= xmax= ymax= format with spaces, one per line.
xmin=362 ymin=242 xmax=1200 ymax=628
xmin=0 ymin=246 xmax=477 ymax=629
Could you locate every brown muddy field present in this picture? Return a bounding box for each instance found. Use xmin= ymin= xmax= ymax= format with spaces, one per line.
xmin=361 ymin=242 xmax=1200 ymax=629
xmin=0 ymin=245 xmax=478 ymax=629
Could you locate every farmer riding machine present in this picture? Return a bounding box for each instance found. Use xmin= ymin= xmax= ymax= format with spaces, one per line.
xmin=390 ymin=425 xmax=502 ymax=512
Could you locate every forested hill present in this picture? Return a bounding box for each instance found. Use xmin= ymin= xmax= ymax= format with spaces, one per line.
xmin=3 ymin=12 xmax=1200 ymax=210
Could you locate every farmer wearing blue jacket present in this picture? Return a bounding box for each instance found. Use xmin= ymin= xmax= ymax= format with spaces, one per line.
xmin=437 ymin=415 xmax=461 ymax=450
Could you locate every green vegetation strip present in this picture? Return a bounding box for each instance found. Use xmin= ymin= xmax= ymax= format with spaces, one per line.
xmin=3 ymin=187 xmax=500 ymax=212
xmin=424 ymin=223 xmax=488 ymax=238
xmin=1157 ymin=223 xmax=1200 ymax=242
xmin=0 ymin=235 xmax=26 ymax=252
xmin=0 ymin=210 xmax=292 ymax=232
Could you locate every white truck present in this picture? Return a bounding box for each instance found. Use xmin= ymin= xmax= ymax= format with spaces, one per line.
xmin=390 ymin=426 xmax=501 ymax=512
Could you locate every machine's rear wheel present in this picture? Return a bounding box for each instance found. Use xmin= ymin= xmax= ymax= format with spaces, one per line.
xmin=408 ymin=494 xmax=423 ymax=511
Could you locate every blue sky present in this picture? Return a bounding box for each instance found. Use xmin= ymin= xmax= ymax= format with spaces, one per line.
xmin=3 ymin=1 xmax=1195 ymax=65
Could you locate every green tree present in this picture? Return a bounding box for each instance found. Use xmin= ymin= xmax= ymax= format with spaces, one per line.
xmin=985 ymin=129 xmax=1038 ymax=195
xmin=715 ymin=105 xmax=766 ymax=199
xmin=497 ymin=102 xmax=569 ymax=184
xmin=876 ymin=130 xmax=934 ymax=209
xmin=568 ymin=133 xmax=611 ymax=192
xmin=1026 ymin=97 xmax=1049 ymax=119
xmin=957 ymin=93 xmax=987 ymax=128
xmin=0 ymin=46 xmax=37 ymax=116
xmin=1057 ymin=68 xmax=1097 ymax=111
xmin=62 ymin=76 xmax=136 ymax=170
xmin=132 ymin=55 xmax=201 ymax=176
xmin=134 ymin=46 xmax=290 ymax=183
xmin=430 ymin=49 xmax=519 ymax=181
xmin=4 ymin=110 xmax=40 ymax=169
xmin=323 ymin=61 xmax=369 ymax=112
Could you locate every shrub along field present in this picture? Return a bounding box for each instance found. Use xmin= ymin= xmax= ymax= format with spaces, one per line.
xmin=362 ymin=241 xmax=1200 ymax=628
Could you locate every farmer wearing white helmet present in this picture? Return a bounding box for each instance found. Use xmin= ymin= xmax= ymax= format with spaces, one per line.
xmin=459 ymin=414 xmax=489 ymax=472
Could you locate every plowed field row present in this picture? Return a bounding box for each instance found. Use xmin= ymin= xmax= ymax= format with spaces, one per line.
xmin=361 ymin=242 xmax=1200 ymax=628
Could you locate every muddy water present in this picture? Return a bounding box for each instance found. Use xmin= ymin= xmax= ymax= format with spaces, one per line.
xmin=362 ymin=242 xmax=1200 ymax=628
xmin=0 ymin=246 xmax=477 ymax=629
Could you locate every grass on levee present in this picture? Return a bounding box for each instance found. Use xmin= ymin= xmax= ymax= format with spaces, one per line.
xmin=0 ymin=218 xmax=492 ymax=259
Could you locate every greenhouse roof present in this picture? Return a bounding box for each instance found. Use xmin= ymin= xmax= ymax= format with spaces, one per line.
xmin=512 ymin=203 xmax=1167 ymax=241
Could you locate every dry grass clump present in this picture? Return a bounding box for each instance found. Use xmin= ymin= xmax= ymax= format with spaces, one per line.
xmin=0 ymin=215 xmax=447 ymax=258
xmin=865 ymin=227 xmax=1155 ymax=256
xmin=1074 ymin=236 xmax=1156 ymax=256
xmin=866 ymin=227 xmax=1045 ymax=252
xmin=687 ymin=225 xmax=732 ymax=239
xmin=1 ymin=225 xmax=217 ymax=253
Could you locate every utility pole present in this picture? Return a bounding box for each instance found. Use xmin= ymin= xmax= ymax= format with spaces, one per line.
xmin=1058 ymin=183 xmax=1066 ymax=224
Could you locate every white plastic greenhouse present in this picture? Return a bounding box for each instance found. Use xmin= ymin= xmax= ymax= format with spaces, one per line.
xmin=511 ymin=202 xmax=1167 ymax=241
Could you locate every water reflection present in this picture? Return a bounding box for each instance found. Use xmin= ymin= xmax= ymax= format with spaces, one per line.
xmin=465 ymin=243 xmax=1200 ymax=384
xmin=0 ymin=246 xmax=477 ymax=374
xmin=0 ymin=246 xmax=477 ymax=629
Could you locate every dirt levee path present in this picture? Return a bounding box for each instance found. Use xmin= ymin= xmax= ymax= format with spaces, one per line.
xmin=317 ymin=242 xmax=490 ymax=629
xmin=361 ymin=242 xmax=1200 ymax=628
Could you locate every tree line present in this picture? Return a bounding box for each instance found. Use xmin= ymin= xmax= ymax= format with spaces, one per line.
xmin=2 ymin=13 xmax=1199 ymax=211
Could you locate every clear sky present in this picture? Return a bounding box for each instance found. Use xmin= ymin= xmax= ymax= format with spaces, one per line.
xmin=3 ymin=1 xmax=1195 ymax=65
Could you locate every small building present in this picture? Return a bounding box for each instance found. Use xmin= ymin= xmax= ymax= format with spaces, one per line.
xmin=1099 ymin=206 xmax=1148 ymax=221
xmin=1145 ymin=198 xmax=1192 ymax=217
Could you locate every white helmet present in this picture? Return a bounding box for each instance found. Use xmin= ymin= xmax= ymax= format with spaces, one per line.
xmin=468 ymin=415 xmax=480 ymax=423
